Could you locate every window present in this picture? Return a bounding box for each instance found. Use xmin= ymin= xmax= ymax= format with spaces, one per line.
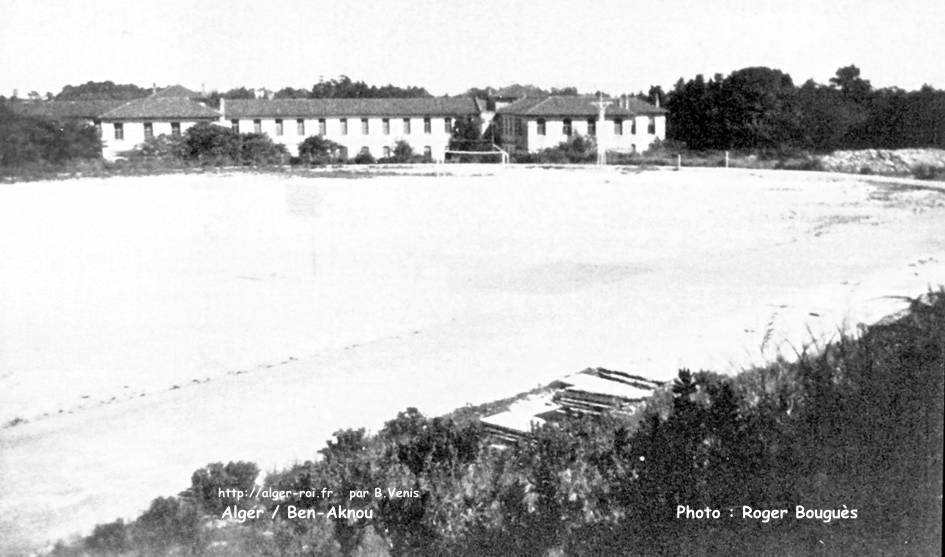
xmin=318 ymin=119 xmax=326 ymax=136
xmin=231 ymin=119 xmax=239 ymax=133
xmin=423 ymin=146 xmax=432 ymax=159
xmin=647 ymin=116 xmax=656 ymax=134
xmin=631 ymin=118 xmax=637 ymax=135
xmin=114 ymin=122 xmax=124 ymax=140
xmin=444 ymin=117 xmax=452 ymax=133
xmin=403 ymin=118 xmax=411 ymax=134
xmin=423 ymin=117 xmax=431 ymax=134
xmin=254 ymin=119 xmax=262 ymax=133
xmin=614 ymin=119 xmax=623 ymax=135
xmin=382 ymin=118 xmax=390 ymax=135
xmin=361 ymin=118 xmax=369 ymax=135
xmin=340 ymin=118 xmax=348 ymax=135
xmin=171 ymin=122 xmax=181 ymax=137
xmin=297 ymin=119 xmax=305 ymax=135
xmin=563 ymin=119 xmax=572 ymax=136
xmin=383 ymin=146 xmax=391 ymax=158
xmin=143 ymin=122 xmax=153 ymax=140
xmin=275 ymin=119 xmax=283 ymax=136
xmin=537 ymin=119 xmax=546 ymax=135
xmin=587 ymin=119 xmax=596 ymax=136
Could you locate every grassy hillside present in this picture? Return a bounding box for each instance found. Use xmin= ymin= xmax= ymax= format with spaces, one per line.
xmin=50 ymin=291 xmax=943 ymax=556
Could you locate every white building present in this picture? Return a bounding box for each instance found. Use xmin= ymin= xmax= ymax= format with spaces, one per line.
xmin=98 ymin=86 xmax=220 ymax=160
xmin=221 ymin=97 xmax=480 ymax=161
xmin=496 ymin=95 xmax=667 ymax=154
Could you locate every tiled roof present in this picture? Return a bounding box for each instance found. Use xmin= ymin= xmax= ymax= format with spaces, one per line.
xmin=498 ymin=95 xmax=666 ymax=117
xmin=101 ymin=97 xmax=220 ymax=120
xmin=151 ymin=85 xmax=200 ymax=98
xmin=224 ymin=97 xmax=479 ymax=118
xmin=8 ymin=100 xmax=125 ymax=119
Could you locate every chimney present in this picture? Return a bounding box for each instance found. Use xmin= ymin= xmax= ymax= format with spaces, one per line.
xmin=152 ymin=83 xmax=157 ymax=95
xmin=219 ymin=97 xmax=226 ymax=121
xmin=654 ymin=95 xmax=660 ymax=108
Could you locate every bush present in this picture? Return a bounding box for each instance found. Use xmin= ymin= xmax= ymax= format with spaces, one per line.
xmin=120 ymin=133 xmax=187 ymax=163
xmin=298 ymin=135 xmax=345 ymax=165
xmin=392 ymin=140 xmax=414 ymax=163
xmin=0 ymin=103 xmax=102 ymax=167
xmin=536 ymin=134 xmax=596 ymax=164
xmin=352 ymin=149 xmax=376 ymax=165
xmin=913 ymin=163 xmax=945 ymax=181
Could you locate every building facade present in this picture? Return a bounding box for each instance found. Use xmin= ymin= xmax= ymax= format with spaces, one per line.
xmin=221 ymin=97 xmax=479 ymax=161
xmin=497 ymin=95 xmax=666 ymax=154
xmin=10 ymin=86 xmax=669 ymax=161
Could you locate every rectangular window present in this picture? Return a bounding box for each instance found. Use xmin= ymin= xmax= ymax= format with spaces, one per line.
xmin=444 ymin=117 xmax=452 ymax=133
xmin=297 ymin=119 xmax=305 ymax=135
xmin=587 ymin=119 xmax=596 ymax=136
xmin=143 ymin=122 xmax=153 ymax=140
xmin=614 ymin=119 xmax=623 ymax=135
xmin=383 ymin=146 xmax=391 ymax=158
xmin=275 ymin=119 xmax=283 ymax=136
xmin=562 ymin=119 xmax=572 ymax=136
xmin=254 ymin=119 xmax=261 ymax=133
xmin=318 ymin=119 xmax=326 ymax=135
xmin=171 ymin=122 xmax=181 ymax=137
xmin=114 ymin=122 xmax=124 ymax=140
xmin=423 ymin=117 xmax=431 ymax=134
xmin=340 ymin=118 xmax=348 ymax=135
xmin=537 ymin=119 xmax=546 ymax=135
xmin=423 ymin=146 xmax=432 ymax=159
xmin=631 ymin=119 xmax=637 ymax=135
xmin=647 ymin=116 xmax=656 ymax=134
xmin=361 ymin=118 xmax=369 ymax=135
xmin=231 ymin=119 xmax=239 ymax=133
xmin=382 ymin=118 xmax=390 ymax=135
xmin=403 ymin=118 xmax=411 ymax=134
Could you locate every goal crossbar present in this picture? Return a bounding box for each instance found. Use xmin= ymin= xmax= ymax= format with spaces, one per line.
xmin=443 ymin=146 xmax=509 ymax=164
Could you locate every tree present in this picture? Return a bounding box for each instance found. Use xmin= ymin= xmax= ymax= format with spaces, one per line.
xmin=187 ymin=461 xmax=259 ymax=514
xmin=298 ymin=135 xmax=344 ymax=165
xmin=55 ymin=80 xmax=149 ymax=101
xmin=391 ymin=140 xmax=414 ymax=162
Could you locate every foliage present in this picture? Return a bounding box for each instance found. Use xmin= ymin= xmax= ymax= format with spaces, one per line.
xmin=0 ymin=103 xmax=102 ymax=167
xmin=298 ymin=135 xmax=345 ymax=165
xmin=310 ymin=76 xmax=431 ymax=99
xmin=666 ymin=65 xmax=945 ymax=152
xmin=392 ymin=140 xmax=414 ymax=162
xmin=55 ymin=80 xmax=150 ymax=101
xmin=352 ymin=149 xmax=376 ymax=165
xmin=55 ymin=291 xmax=944 ymax=556
xmin=536 ymin=134 xmax=597 ymax=163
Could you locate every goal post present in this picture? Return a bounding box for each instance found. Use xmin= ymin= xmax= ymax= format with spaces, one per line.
xmin=442 ymin=145 xmax=510 ymax=165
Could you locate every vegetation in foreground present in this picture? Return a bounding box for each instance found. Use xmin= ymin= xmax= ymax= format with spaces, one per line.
xmin=48 ymin=291 xmax=943 ymax=556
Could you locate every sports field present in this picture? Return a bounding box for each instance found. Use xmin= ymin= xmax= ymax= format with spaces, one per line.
xmin=1 ymin=166 xmax=943 ymax=552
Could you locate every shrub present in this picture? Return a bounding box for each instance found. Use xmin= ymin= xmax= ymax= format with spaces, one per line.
xmin=298 ymin=135 xmax=344 ymax=165
xmin=392 ymin=140 xmax=414 ymax=163
xmin=352 ymin=149 xmax=376 ymax=165
xmin=536 ymin=134 xmax=596 ymax=164
xmin=913 ymin=163 xmax=945 ymax=181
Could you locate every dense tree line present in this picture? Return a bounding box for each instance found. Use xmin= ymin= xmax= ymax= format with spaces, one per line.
xmin=0 ymin=102 xmax=101 ymax=167
xmin=54 ymin=81 xmax=152 ymax=101
xmin=666 ymin=65 xmax=945 ymax=152
xmin=51 ymin=291 xmax=943 ymax=556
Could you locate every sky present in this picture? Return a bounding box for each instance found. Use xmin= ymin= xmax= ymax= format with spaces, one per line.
xmin=1 ymin=0 xmax=944 ymax=97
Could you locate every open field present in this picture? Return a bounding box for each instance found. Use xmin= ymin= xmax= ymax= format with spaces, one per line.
xmin=1 ymin=167 xmax=944 ymax=554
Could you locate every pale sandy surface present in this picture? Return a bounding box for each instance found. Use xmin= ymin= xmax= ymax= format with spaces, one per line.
xmin=1 ymin=167 xmax=943 ymax=554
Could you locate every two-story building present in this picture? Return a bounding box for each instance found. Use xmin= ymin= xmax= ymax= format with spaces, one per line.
xmin=98 ymin=86 xmax=221 ymax=159
xmin=496 ymin=95 xmax=666 ymax=154
xmin=221 ymin=97 xmax=480 ymax=161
